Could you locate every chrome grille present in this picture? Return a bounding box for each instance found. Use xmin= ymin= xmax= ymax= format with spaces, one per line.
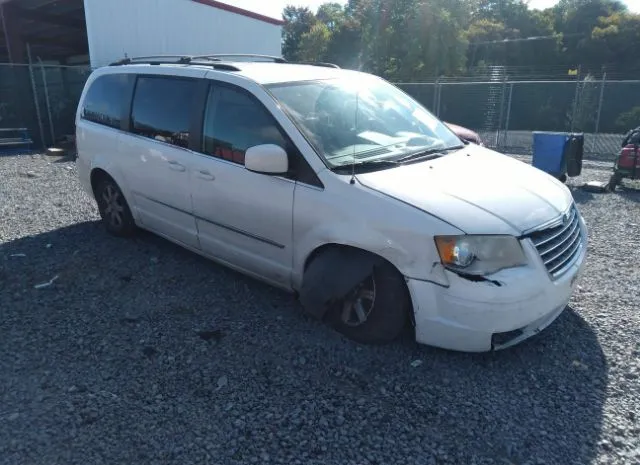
xmin=528 ymin=205 xmax=584 ymax=278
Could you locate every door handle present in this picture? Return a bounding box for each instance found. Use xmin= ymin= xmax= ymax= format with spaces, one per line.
xmin=197 ymin=169 xmax=215 ymax=181
xmin=168 ymin=160 xmax=186 ymax=172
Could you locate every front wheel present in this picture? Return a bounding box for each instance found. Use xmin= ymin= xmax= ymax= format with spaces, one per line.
xmin=95 ymin=178 xmax=136 ymax=237
xmin=328 ymin=262 xmax=410 ymax=345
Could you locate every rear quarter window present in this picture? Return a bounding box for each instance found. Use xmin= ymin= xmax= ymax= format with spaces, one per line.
xmin=81 ymin=74 xmax=132 ymax=129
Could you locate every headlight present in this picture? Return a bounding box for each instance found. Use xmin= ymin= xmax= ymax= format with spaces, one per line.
xmin=434 ymin=235 xmax=527 ymax=275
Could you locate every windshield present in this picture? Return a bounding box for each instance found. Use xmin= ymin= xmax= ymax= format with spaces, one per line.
xmin=266 ymin=75 xmax=462 ymax=169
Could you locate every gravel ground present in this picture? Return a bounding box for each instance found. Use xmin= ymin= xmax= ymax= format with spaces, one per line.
xmin=1 ymin=152 xmax=639 ymax=465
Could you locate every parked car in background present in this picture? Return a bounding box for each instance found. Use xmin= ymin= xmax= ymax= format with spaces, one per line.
xmin=445 ymin=122 xmax=484 ymax=146
xmin=75 ymin=56 xmax=587 ymax=352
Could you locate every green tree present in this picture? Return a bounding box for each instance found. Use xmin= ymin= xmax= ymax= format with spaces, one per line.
xmin=552 ymin=0 xmax=628 ymax=69
xmin=591 ymin=12 xmax=640 ymax=66
xmin=282 ymin=6 xmax=317 ymax=61
xmin=325 ymin=18 xmax=365 ymax=69
xmin=466 ymin=0 xmax=560 ymax=69
xmin=402 ymin=1 xmax=470 ymax=79
xmin=298 ymin=23 xmax=332 ymax=61
xmin=280 ymin=0 xmax=640 ymax=80
xmin=317 ymin=2 xmax=345 ymax=31
xmin=615 ymin=107 xmax=640 ymax=131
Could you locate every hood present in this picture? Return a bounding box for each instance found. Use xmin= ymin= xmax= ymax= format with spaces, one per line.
xmin=356 ymin=145 xmax=573 ymax=235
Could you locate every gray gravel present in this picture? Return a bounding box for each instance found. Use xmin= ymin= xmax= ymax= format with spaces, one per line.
xmin=1 ymin=152 xmax=640 ymax=465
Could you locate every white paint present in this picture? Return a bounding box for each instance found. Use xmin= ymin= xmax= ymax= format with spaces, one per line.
xmin=245 ymin=144 xmax=289 ymax=174
xmin=356 ymin=143 xmax=574 ymax=236
xmin=83 ymin=0 xmax=282 ymax=68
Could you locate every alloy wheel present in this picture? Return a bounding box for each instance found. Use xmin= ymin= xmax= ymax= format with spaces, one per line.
xmin=101 ymin=184 xmax=125 ymax=229
xmin=341 ymin=275 xmax=377 ymax=327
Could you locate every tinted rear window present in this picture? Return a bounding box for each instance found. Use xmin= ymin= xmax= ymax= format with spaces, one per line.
xmin=81 ymin=74 xmax=131 ymax=129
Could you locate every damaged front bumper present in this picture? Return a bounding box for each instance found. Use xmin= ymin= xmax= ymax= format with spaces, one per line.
xmin=407 ymin=240 xmax=587 ymax=352
xmin=489 ymin=303 xmax=566 ymax=350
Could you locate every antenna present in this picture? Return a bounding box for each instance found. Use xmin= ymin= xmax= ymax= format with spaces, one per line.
xmin=350 ymin=91 xmax=359 ymax=185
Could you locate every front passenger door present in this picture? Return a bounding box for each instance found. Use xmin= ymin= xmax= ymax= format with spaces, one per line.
xmin=190 ymin=84 xmax=295 ymax=287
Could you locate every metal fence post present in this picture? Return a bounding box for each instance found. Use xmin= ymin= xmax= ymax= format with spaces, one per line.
xmin=435 ymin=80 xmax=442 ymax=118
xmin=592 ymin=72 xmax=607 ymax=153
xmin=38 ymin=58 xmax=55 ymax=145
xmin=570 ymin=66 xmax=582 ymax=132
xmin=26 ymin=43 xmax=46 ymax=150
xmin=433 ymin=78 xmax=439 ymax=114
xmin=502 ymin=82 xmax=514 ymax=149
xmin=495 ymin=75 xmax=508 ymax=148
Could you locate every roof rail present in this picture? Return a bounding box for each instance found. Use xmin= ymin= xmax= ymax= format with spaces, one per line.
xmin=293 ymin=61 xmax=340 ymax=69
xmin=108 ymin=55 xmax=242 ymax=71
xmin=194 ymin=54 xmax=287 ymax=63
xmin=107 ymin=54 xmax=340 ymax=71
xmin=109 ymin=55 xmax=193 ymax=66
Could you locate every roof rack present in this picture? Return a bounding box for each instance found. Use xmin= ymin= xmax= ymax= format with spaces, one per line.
xmin=108 ymin=55 xmax=242 ymax=71
xmin=194 ymin=54 xmax=287 ymax=63
xmin=293 ymin=61 xmax=340 ymax=69
xmin=108 ymin=54 xmax=340 ymax=71
xmin=109 ymin=55 xmax=193 ymax=66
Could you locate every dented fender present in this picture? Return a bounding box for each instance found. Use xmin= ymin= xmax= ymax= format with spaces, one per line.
xmin=299 ymin=247 xmax=384 ymax=320
xmin=292 ymin=226 xmax=459 ymax=292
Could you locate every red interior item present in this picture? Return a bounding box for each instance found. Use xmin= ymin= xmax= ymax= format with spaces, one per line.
xmin=618 ymin=145 xmax=640 ymax=169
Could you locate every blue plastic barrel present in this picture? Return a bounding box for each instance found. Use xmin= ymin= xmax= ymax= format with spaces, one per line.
xmin=532 ymin=132 xmax=569 ymax=177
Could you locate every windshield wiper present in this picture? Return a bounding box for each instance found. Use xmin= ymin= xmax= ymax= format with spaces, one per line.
xmin=396 ymin=145 xmax=465 ymax=164
xmin=331 ymin=159 xmax=399 ymax=173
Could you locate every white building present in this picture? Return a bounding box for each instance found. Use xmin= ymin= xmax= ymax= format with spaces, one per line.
xmin=84 ymin=0 xmax=284 ymax=68
xmin=0 ymin=0 xmax=284 ymax=67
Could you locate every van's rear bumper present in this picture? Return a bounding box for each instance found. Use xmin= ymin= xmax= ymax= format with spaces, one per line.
xmin=76 ymin=155 xmax=94 ymax=197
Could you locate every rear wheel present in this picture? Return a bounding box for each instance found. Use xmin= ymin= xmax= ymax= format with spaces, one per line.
xmin=95 ymin=177 xmax=136 ymax=237
xmin=328 ymin=261 xmax=410 ymax=345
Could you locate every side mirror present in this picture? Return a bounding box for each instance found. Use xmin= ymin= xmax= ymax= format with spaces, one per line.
xmin=244 ymin=144 xmax=288 ymax=175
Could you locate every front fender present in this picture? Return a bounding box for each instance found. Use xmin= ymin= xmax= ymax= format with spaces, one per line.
xmin=292 ymin=222 xmax=453 ymax=291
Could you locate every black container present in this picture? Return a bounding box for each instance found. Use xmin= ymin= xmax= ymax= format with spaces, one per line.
xmin=564 ymin=133 xmax=584 ymax=178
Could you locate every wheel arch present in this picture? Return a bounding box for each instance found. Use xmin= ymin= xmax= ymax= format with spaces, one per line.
xmin=90 ymin=167 xmax=114 ymax=196
xmin=303 ymin=242 xmax=397 ymax=273
xmin=298 ymin=242 xmax=415 ymax=327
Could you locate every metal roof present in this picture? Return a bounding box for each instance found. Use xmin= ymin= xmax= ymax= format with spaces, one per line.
xmin=0 ymin=0 xmax=283 ymax=64
xmin=0 ymin=0 xmax=88 ymax=63
xmin=191 ymin=0 xmax=284 ymax=26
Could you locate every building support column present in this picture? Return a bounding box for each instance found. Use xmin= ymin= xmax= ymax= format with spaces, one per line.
xmin=1 ymin=3 xmax=26 ymax=63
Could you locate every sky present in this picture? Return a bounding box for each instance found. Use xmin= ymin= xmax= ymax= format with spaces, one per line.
xmin=225 ymin=0 xmax=640 ymax=21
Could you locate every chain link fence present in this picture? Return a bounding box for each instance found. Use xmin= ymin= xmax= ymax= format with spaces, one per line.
xmin=398 ymin=78 xmax=640 ymax=161
xmin=0 ymin=63 xmax=91 ymax=149
xmin=1 ymin=62 xmax=639 ymax=161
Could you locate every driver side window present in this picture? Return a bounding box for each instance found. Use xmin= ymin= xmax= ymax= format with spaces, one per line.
xmin=202 ymin=86 xmax=287 ymax=165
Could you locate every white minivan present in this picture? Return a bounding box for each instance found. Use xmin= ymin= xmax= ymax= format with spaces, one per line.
xmin=75 ymin=55 xmax=588 ymax=352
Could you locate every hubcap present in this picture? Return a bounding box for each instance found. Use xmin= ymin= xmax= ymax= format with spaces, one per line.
xmin=341 ymin=275 xmax=376 ymax=327
xmin=101 ymin=184 xmax=124 ymax=228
